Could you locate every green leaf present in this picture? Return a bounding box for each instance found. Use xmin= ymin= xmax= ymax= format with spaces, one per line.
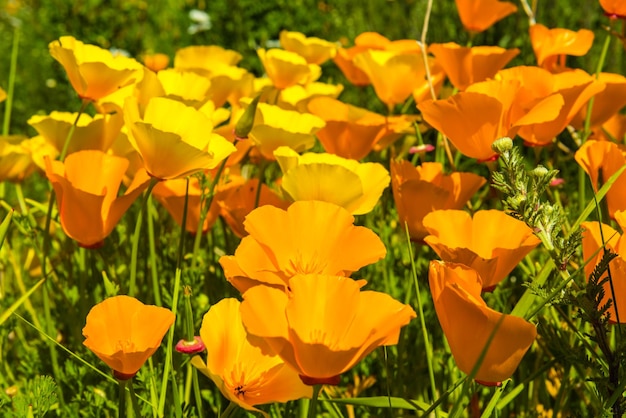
xmin=325 ymin=396 xmax=444 ymax=414
xmin=0 ymin=209 xmax=13 ymax=250
xmin=0 ymin=278 xmax=45 ymax=327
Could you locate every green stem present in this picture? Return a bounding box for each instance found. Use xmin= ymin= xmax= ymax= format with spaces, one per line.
xmin=221 ymin=402 xmax=237 ymax=418
xmin=129 ymin=379 xmax=142 ymax=418
xmin=306 ymin=384 xmax=322 ymax=418
xmin=118 ymin=379 xmax=128 ymax=418
xmin=147 ymin=196 xmax=162 ymax=306
xmin=158 ymin=178 xmax=189 ymax=416
xmin=2 ymin=26 xmax=19 ymax=136
xmin=129 ymin=177 xmax=159 ymax=296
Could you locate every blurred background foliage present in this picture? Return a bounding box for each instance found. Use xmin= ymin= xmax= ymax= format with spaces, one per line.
xmin=0 ymin=0 xmax=621 ymax=134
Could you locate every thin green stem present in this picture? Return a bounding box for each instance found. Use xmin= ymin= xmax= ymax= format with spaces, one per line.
xmin=306 ymin=384 xmax=322 ymax=418
xmin=118 ymin=379 xmax=128 ymax=418
xmin=129 ymin=177 xmax=159 ymax=297
xmin=2 ymin=26 xmax=19 ymax=136
xmin=129 ymin=379 xmax=143 ymax=418
xmin=221 ymin=402 xmax=237 ymax=418
xmin=147 ymin=196 xmax=162 ymax=306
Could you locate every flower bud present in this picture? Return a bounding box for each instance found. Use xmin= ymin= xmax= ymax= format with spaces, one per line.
xmin=491 ymin=137 xmax=513 ymax=154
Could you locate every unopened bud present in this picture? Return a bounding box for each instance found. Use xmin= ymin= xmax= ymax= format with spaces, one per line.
xmin=491 ymin=137 xmax=513 ymax=154
xmin=234 ymin=93 xmax=262 ymax=140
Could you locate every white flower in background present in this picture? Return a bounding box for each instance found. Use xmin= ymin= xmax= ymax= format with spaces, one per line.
xmin=188 ymin=9 xmax=211 ymax=35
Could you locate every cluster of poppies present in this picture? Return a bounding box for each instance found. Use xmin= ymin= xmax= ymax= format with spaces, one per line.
xmin=2 ymin=0 xmax=626 ymax=415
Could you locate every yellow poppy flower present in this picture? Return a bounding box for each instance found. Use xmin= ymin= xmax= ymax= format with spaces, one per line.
xmin=240 ymin=274 xmax=416 ymax=385
xmin=279 ymin=30 xmax=338 ymax=65
xmin=278 ymin=82 xmax=344 ymax=113
xmin=248 ymin=103 xmax=324 ymax=160
xmin=455 ymin=0 xmax=518 ymax=33
xmin=219 ymin=200 xmax=386 ymax=293
xmin=257 ymin=48 xmax=321 ymax=90
xmin=423 ymin=209 xmax=541 ymax=290
xmin=123 ymin=96 xmax=235 ymax=180
xmin=28 ymin=111 xmax=123 ymax=156
xmin=83 ymin=295 xmax=175 ymax=380
xmin=429 ymin=261 xmax=537 ymax=384
xmin=0 ymin=135 xmax=38 ymax=182
xmin=191 ymin=298 xmax=312 ymax=417
xmin=274 ymin=146 xmax=390 ymax=215
xmin=156 ymin=69 xmax=212 ymax=105
xmin=390 ymin=160 xmax=486 ymax=242
xmin=174 ymin=45 xmax=243 ymax=72
xmin=49 ymin=36 xmax=142 ymax=101
xmin=44 ymin=150 xmax=151 ymax=248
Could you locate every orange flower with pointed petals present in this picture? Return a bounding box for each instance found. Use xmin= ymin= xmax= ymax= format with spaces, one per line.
xmin=279 ymin=30 xmax=337 ymax=65
xmin=83 ymin=295 xmax=175 ymax=380
xmin=575 ymin=140 xmax=626 ymax=218
xmin=582 ymin=214 xmax=626 ymax=323
xmin=307 ymin=97 xmax=389 ymax=160
xmin=529 ymin=24 xmax=594 ymax=73
xmin=429 ymin=261 xmax=537 ymax=384
xmin=49 ymin=36 xmax=142 ymax=101
xmin=429 ymin=43 xmax=519 ymax=91
xmin=152 ymin=177 xmax=220 ymax=234
xmin=214 ymin=177 xmax=290 ymax=238
xmin=219 ymin=200 xmax=386 ymax=293
xmin=191 ymin=298 xmax=311 ymax=417
xmin=44 ymin=150 xmax=150 ymax=248
xmin=257 ymin=48 xmax=321 ymax=90
xmin=600 ymin=0 xmax=626 ymax=19
xmin=455 ymin=0 xmax=517 ymax=33
xmin=423 ymin=210 xmax=541 ymax=290
xmin=391 ymin=160 xmax=486 ymax=242
xmin=240 ymin=274 xmax=416 ymax=385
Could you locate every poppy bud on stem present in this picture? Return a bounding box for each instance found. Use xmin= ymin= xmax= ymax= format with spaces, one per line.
xmin=234 ymin=93 xmax=262 ymax=140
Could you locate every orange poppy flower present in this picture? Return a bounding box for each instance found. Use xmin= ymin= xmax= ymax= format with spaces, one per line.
xmin=429 ymin=261 xmax=537 ymax=384
xmin=423 ymin=209 xmax=541 ymax=290
xmin=391 ymin=160 xmax=486 ymax=242
xmin=142 ymin=53 xmax=169 ymax=72
xmin=429 ymin=43 xmax=519 ymax=91
xmin=279 ymin=30 xmax=337 ymax=65
xmin=307 ymin=96 xmax=388 ymax=160
xmin=575 ymin=140 xmax=626 ymax=218
xmin=152 ymin=176 xmax=220 ymax=234
xmin=240 ymin=273 xmax=416 ymax=385
xmin=600 ymin=0 xmax=626 ymax=19
xmin=333 ymin=46 xmax=372 ymax=86
xmin=0 ymin=135 xmax=42 ymax=182
xmin=529 ymin=24 xmax=594 ymax=73
xmin=174 ymin=45 xmax=243 ymax=72
xmin=571 ymin=72 xmax=626 ymax=129
xmin=454 ymin=0 xmax=517 ymax=33
xmin=44 ymin=150 xmax=151 ymax=248
xmin=191 ymin=298 xmax=312 ymax=417
xmin=214 ymin=177 xmax=290 ymax=238
xmin=353 ymin=48 xmax=431 ymax=109
xmin=83 ymin=295 xmax=175 ymax=380
xmin=593 ymin=113 xmax=626 ymax=142
xmin=581 ymin=214 xmax=626 ymax=323
xmin=277 ymin=82 xmax=344 ymax=113
xmin=257 ymin=48 xmax=321 ymax=90
xmin=28 ymin=111 xmax=123 ymax=156
xmin=219 ymin=200 xmax=386 ymax=293
xmin=123 ymin=96 xmax=235 ymax=180
xmin=49 ymin=36 xmax=142 ymax=101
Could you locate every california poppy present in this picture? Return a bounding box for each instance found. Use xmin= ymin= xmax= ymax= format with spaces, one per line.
xmin=248 ymin=103 xmax=325 ymax=160
xmin=278 ymin=82 xmax=344 ymax=113
xmin=454 ymin=0 xmax=518 ymax=33
xmin=214 ymin=177 xmax=290 ymax=238
xmin=575 ymin=140 xmax=626 ymax=218
xmin=279 ymin=30 xmax=338 ymax=65
xmin=428 ymin=261 xmax=537 ymax=384
xmin=581 ymin=214 xmax=626 ymax=323
xmin=274 ymin=146 xmax=390 ymax=215
xmin=28 ymin=111 xmax=124 ymax=156
xmin=0 ymin=136 xmax=39 ymax=182
xmin=429 ymin=43 xmax=519 ymax=91
xmin=83 ymin=295 xmax=175 ymax=380
xmin=174 ymin=45 xmax=243 ymax=72
xmin=423 ymin=209 xmax=541 ymax=290
xmin=571 ymin=72 xmax=626 ymax=129
xmin=152 ymin=176 xmax=220 ymax=234
xmin=529 ymin=24 xmax=594 ymax=73
xmin=123 ymin=96 xmax=235 ymax=180
xmin=257 ymin=48 xmax=321 ymax=90
xmin=219 ymin=200 xmax=386 ymax=293
xmin=191 ymin=298 xmax=312 ymax=417
xmin=44 ymin=150 xmax=151 ymax=248
xmin=240 ymin=273 xmax=416 ymax=385
xmin=49 ymin=36 xmax=142 ymax=101
xmin=600 ymin=0 xmax=626 ymax=19
xmin=156 ymin=69 xmax=212 ymax=106
xmin=391 ymin=160 xmax=486 ymax=241
xmin=142 ymin=53 xmax=169 ymax=72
